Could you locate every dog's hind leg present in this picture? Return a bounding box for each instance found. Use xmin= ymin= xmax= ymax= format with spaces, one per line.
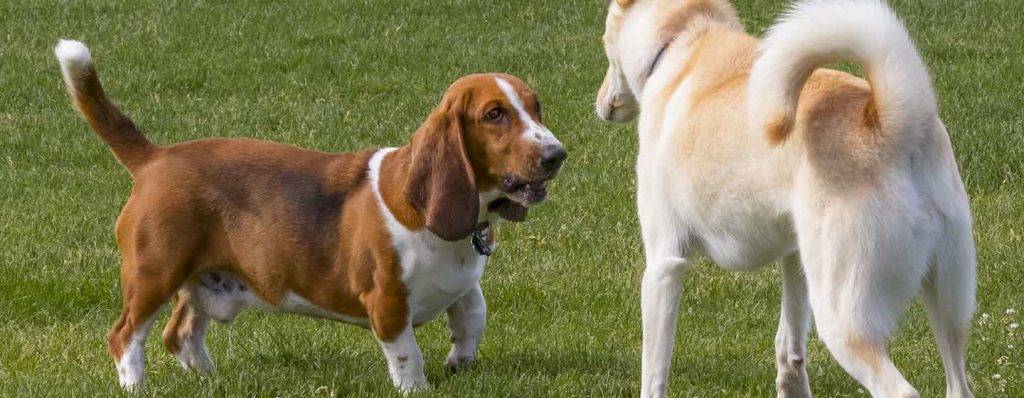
xmin=109 ymin=304 xmax=156 ymax=392
xmin=109 ymin=259 xmax=188 ymax=391
xmin=795 ymin=193 xmax=929 ymax=398
xmin=922 ymin=223 xmax=976 ymax=398
xmin=803 ymin=263 xmax=921 ymax=397
xmin=109 ymin=205 xmax=199 ymax=391
xmin=775 ymin=254 xmax=811 ymax=398
xmin=163 ymin=289 xmax=214 ymax=374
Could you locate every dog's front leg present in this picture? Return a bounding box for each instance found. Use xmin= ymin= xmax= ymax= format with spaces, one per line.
xmin=375 ymin=325 xmax=429 ymax=393
xmin=444 ymin=283 xmax=486 ymax=373
xmin=637 ymin=181 xmax=690 ymax=398
xmin=641 ymin=253 xmax=688 ymax=397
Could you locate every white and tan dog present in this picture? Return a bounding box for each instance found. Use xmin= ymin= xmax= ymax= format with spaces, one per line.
xmin=595 ymin=0 xmax=975 ymax=396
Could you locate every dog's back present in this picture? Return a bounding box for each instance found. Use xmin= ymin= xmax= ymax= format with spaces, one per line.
xmin=124 ymin=137 xmax=377 ymax=272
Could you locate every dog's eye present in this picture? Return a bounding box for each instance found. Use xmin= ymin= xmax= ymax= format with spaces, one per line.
xmin=485 ymin=107 xmax=506 ymax=123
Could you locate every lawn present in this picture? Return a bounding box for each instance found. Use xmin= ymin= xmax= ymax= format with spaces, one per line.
xmin=1 ymin=0 xmax=1021 ymax=396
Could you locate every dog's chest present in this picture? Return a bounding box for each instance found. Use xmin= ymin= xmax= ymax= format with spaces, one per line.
xmin=367 ymin=147 xmax=487 ymax=325
xmin=391 ymin=228 xmax=486 ymax=325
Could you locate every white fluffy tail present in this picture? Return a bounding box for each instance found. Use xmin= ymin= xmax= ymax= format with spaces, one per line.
xmin=747 ymin=0 xmax=937 ymax=146
xmin=55 ymin=39 xmax=94 ymax=77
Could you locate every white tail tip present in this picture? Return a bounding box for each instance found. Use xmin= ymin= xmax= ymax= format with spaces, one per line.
xmin=54 ymin=39 xmax=93 ymax=70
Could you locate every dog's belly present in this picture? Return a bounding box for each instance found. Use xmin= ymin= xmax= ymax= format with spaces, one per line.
xmin=676 ymin=184 xmax=797 ymax=270
xmin=191 ymin=270 xmax=370 ymax=327
xmin=190 ymin=255 xmax=482 ymax=328
xmin=668 ymin=167 xmax=797 ymax=270
xmin=693 ymin=223 xmax=795 ymax=271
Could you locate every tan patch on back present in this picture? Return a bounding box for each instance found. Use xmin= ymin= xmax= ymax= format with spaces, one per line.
xmin=765 ymin=112 xmax=795 ymax=146
xmin=650 ymin=27 xmax=756 ymax=154
xmin=655 ymin=0 xmax=742 ymax=39
xmin=797 ymin=70 xmax=892 ymax=189
xmin=862 ymin=96 xmax=881 ymax=130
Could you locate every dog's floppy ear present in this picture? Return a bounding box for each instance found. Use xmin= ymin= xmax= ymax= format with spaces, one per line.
xmin=405 ymin=90 xmax=479 ymax=241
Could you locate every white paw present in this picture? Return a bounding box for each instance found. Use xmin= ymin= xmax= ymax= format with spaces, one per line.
xmin=444 ymin=354 xmax=477 ymax=373
xmin=396 ymin=377 xmax=431 ymax=394
xmin=117 ymin=365 xmax=145 ymax=392
xmin=775 ymin=368 xmax=810 ymax=398
xmin=118 ymin=376 xmax=144 ymax=393
xmin=176 ymin=348 xmax=215 ymax=374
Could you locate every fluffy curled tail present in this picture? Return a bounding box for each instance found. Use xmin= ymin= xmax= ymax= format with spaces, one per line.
xmin=55 ymin=39 xmax=155 ymax=173
xmin=748 ymin=0 xmax=937 ymax=147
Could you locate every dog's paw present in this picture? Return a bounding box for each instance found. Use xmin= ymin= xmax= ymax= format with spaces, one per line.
xmin=396 ymin=378 xmax=431 ymax=395
xmin=444 ymin=354 xmax=477 ymax=374
xmin=118 ymin=378 xmax=144 ymax=393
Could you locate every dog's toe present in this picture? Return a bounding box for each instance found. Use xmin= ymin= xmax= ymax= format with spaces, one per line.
xmin=444 ymin=355 xmax=477 ymax=374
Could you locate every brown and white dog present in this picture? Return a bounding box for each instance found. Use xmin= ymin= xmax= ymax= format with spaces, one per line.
xmin=596 ymin=0 xmax=975 ymax=397
xmin=55 ymin=39 xmax=565 ymax=392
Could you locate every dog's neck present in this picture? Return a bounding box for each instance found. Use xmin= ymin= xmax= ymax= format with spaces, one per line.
xmin=620 ymin=0 xmax=743 ymax=96
xmin=373 ymin=146 xmax=427 ymax=230
xmin=373 ymin=146 xmax=499 ymax=233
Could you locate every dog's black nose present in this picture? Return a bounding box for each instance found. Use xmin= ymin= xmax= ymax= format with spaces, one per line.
xmin=540 ymin=145 xmax=567 ymax=172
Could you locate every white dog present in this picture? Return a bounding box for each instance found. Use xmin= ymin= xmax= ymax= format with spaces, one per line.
xmin=595 ymin=0 xmax=976 ymax=397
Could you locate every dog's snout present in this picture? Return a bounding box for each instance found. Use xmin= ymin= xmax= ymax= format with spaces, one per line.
xmin=540 ymin=145 xmax=567 ymax=172
xmin=596 ymin=92 xmax=638 ymax=123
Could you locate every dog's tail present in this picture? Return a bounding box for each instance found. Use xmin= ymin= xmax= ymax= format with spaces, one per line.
xmin=55 ymin=39 xmax=155 ymax=174
xmin=747 ymin=0 xmax=937 ymax=147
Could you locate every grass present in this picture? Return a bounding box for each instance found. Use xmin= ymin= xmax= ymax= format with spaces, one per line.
xmin=0 ymin=0 xmax=1021 ymax=396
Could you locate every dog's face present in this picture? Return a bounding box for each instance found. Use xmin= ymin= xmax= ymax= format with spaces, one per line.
xmin=459 ymin=74 xmax=566 ymax=205
xmin=406 ymin=73 xmax=566 ymax=240
xmin=596 ymin=0 xmax=641 ymax=123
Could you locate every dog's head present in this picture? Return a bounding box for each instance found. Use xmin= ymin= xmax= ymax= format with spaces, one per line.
xmin=595 ymin=0 xmax=741 ymax=124
xmin=406 ymin=73 xmax=566 ymax=241
xmin=595 ymin=0 xmax=644 ymax=123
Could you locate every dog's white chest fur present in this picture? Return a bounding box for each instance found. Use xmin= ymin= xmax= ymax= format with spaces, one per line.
xmin=369 ymin=148 xmax=486 ymax=325
xmin=391 ymin=228 xmax=486 ymax=325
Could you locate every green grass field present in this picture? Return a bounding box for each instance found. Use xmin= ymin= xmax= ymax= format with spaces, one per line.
xmin=1 ymin=0 xmax=1021 ymax=396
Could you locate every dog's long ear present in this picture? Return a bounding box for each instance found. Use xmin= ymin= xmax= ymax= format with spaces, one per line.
xmin=405 ymin=91 xmax=479 ymax=241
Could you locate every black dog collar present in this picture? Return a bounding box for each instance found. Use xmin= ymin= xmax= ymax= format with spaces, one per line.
xmin=647 ymin=37 xmax=677 ymax=78
xmin=471 ymin=223 xmax=492 ymax=256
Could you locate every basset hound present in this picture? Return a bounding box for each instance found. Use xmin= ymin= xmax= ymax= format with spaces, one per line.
xmin=55 ymin=39 xmax=565 ymax=393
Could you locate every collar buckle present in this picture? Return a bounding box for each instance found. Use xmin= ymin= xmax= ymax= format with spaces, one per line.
xmin=471 ymin=224 xmax=492 ymax=256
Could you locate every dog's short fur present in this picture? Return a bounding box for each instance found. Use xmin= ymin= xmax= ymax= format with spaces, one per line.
xmin=55 ymin=40 xmax=565 ymax=392
xmin=596 ymin=1 xmax=975 ymax=396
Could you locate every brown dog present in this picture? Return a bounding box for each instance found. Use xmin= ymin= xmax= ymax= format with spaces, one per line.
xmin=55 ymin=39 xmax=566 ymax=392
